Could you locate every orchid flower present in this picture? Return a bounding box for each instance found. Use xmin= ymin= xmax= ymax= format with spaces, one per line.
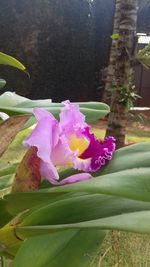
xmin=23 ymin=100 xmax=115 ymax=185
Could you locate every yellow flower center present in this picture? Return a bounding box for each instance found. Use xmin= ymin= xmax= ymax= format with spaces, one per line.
xmin=68 ymin=134 xmax=89 ymax=156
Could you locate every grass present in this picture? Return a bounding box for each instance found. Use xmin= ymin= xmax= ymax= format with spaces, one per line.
xmin=92 ymin=232 xmax=150 ymax=267
xmin=91 ymin=119 xmax=150 ymax=267
xmin=92 ymin=121 xmax=150 ymax=144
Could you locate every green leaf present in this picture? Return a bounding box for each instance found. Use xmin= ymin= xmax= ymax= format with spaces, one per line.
xmin=12 ymin=230 xmax=105 ymax=267
xmin=4 ymin=192 xmax=66 ymax=216
xmin=0 ymin=92 xmax=29 ymax=107
xmin=0 ymin=174 xmax=13 ymax=190
xmin=0 ymin=200 xmax=12 ymax=227
xmin=0 ymin=165 xmax=18 ymax=197
xmin=49 ymin=141 xmax=150 ymax=189
xmin=111 ymin=33 xmax=119 ymax=40
xmin=0 ymin=174 xmax=13 ymax=198
xmin=0 ymin=164 xmax=18 ymax=177
xmin=49 ymin=168 xmax=150 ymax=202
xmin=15 ymin=101 xmax=108 ymax=110
xmin=1 ymin=142 xmax=150 ymax=265
xmin=95 ymin=142 xmax=150 ymax=176
xmin=17 ymin=211 xmax=150 ymax=236
xmin=4 ymin=191 xmax=150 ymax=237
xmin=0 ymin=127 xmax=29 ymax=196
xmin=0 ymin=100 xmax=110 ymax=123
xmin=0 ymin=52 xmax=26 ymax=71
xmin=19 ymin=193 xmax=150 ymax=227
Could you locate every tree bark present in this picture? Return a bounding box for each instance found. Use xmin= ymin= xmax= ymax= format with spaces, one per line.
xmin=102 ymin=0 xmax=122 ymax=103
xmin=105 ymin=0 xmax=138 ymax=149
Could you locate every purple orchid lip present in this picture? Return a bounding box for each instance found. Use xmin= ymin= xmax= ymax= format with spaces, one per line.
xmin=23 ymin=100 xmax=116 ymax=185
xmin=80 ymin=128 xmax=116 ymax=172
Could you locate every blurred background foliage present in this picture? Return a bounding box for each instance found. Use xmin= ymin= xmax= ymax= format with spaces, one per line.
xmin=0 ymin=0 xmax=117 ymax=101
xmin=0 ymin=0 xmax=149 ymax=102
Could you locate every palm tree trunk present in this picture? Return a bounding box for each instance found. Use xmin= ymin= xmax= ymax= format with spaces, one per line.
xmin=105 ymin=0 xmax=138 ymax=148
xmin=102 ymin=0 xmax=121 ymax=103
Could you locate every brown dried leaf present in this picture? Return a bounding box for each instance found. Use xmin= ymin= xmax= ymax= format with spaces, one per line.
xmin=11 ymin=147 xmax=41 ymax=192
xmin=0 ymin=115 xmax=30 ymax=157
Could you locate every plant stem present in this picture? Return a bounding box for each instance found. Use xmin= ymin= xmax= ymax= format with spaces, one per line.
xmin=1 ymin=256 xmax=6 ymax=267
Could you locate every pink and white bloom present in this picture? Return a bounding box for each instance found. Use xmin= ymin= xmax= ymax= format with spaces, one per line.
xmin=23 ymin=100 xmax=115 ymax=185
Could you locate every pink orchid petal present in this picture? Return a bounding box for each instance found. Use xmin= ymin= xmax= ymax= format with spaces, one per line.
xmin=33 ymin=108 xmax=59 ymax=147
xmin=33 ymin=108 xmax=56 ymax=121
xmin=59 ymin=100 xmax=88 ymax=135
xmin=51 ymin=139 xmax=71 ymax=166
xmin=40 ymin=161 xmax=59 ymax=182
xmin=71 ymin=155 xmax=91 ymax=172
xmin=59 ymin=173 xmax=92 ymax=185
xmin=24 ymin=117 xmax=53 ymax=162
xmin=23 ymin=108 xmax=59 ymax=181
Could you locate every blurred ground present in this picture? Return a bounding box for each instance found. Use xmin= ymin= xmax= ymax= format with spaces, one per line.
xmin=92 ymin=108 xmax=150 ymax=144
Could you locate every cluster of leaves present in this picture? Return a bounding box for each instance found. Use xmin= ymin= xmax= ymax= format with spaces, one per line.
xmin=119 ymin=85 xmax=141 ymax=109
xmin=105 ymin=84 xmax=141 ymax=109
xmin=1 ymin=95 xmax=150 ymax=266
xmin=135 ymin=43 xmax=150 ymax=69
xmin=0 ymin=52 xmax=26 ymax=91
xmin=1 ymin=129 xmax=150 ymax=266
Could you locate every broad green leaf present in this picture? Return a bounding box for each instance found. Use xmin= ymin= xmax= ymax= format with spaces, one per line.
xmin=4 ymin=192 xmax=150 ymax=236
xmin=0 ymin=52 xmax=25 ymax=71
xmin=4 ymin=192 xmax=66 ymax=216
xmin=0 ymin=102 xmax=110 ymax=123
xmin=16 ymin=99 xmax=54 ymax=108
xmin=0 ymin=92 xmax=29 ymax=107
xmin=12 ymin=230 xmax=105 ymax=267
xmin=0 ymin=92 xmax=51 ymax=108
xmin=83 ymin=211 xmax=150 ymax=234
xmin=17 ymin=211 xmax=150 ymax=237
xmin=19 ymin=194 xmax=150 ymax=228
xmin=75 ymin=102 xmax=109 ymax=110
xmin=16 ymin=101 xmax=108 ymax=110
xmin=96 ymin=142 xmax=150 ymax=176
xmin=49 ymin=168 xmax=150 ymax=202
